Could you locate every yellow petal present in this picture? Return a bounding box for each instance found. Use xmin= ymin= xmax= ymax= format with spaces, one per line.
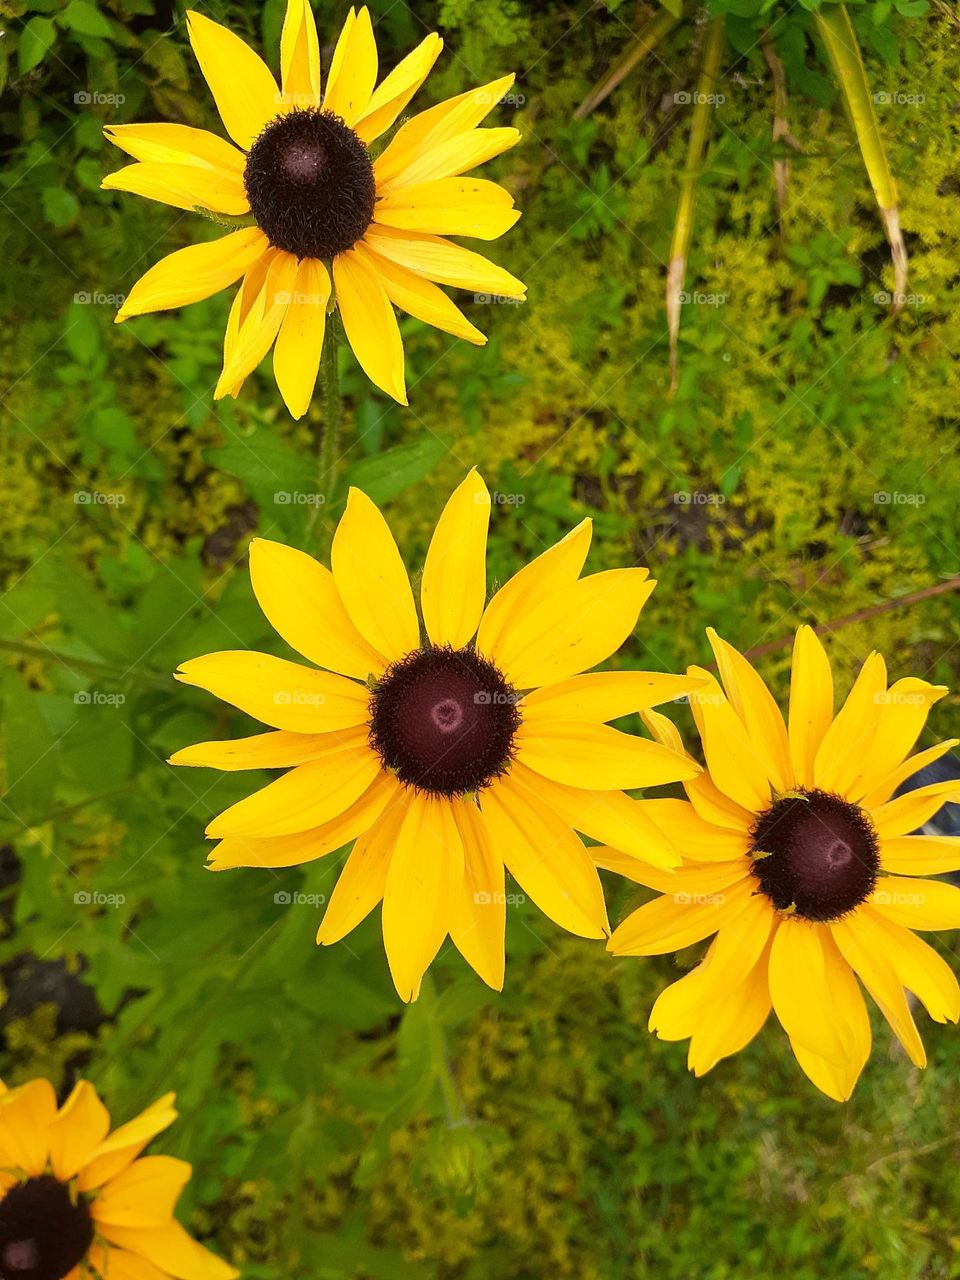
xmin=521 ymin=671 xmax=708 ymax=724
xmin=169 ymin=730 xmax=342 ymax=771
xmin=685 ymin=771 xmax=755 ymax=833
xmin=767 ymin=920 xmax=855 ymax=1068
xmin=608 ymin=876 xmax=752 ymax=956
xmin=707 ymin=627 xmax=793 ymax=793
xmin=48 ymin=1080 xmax=110 ymax=1181
xmin=273 ymin=257 xmax=331 ymax=420
xmin=881 ymin=834 xmax=960 ymax=875
xmin=0 ymin=1078 xmax=57 ymax=1176
xmin=483 ymin=569 xmax=654 ymax=689
xmin=374 ymin=72 xmax=516 ymax=187
xmin=870 ymin=875 xmax=960 ymax=931
xmin=849 ymin=678 xmax=949 ymax=802
xmin=510 ymin=762 xmax=678 ymax=868
xmin=96 ymin=1221 xmax=237 ymax=1280
xmin=322 ymin=5 xmax=377 ymax=126
xmin=448 ymin=799 xmax=506 ymax=991
xmin=102 ymin=161 xmax=248 ymax=215
xmin=363 ymin=225 xmax=525 ymax=299
xmin=860 ymin=738 xmax=958 ymax=811
xmin=595 ymin=848 xmax=748 ymax=895
xmin=688 ymin=669 xmax=771 ymax=813
xmin=813 ymin=651 xmax=887 ymax=795
xmin=375 ymin=128 xmax=521 ymax=197
xmin=104 ymin=123 xmax=245 ymax=171
xmin=481 ymin=773 xmax=609 ymax=939
xmin=316 ymin=792 xmax=408 ymax=944
xmin=356 ymin=240 xmax=485 ymax=344
xmin=354 ymin=33 xmax=444 ymax=145
xmin=832 ymin=913 xmax=926 ymax=1067
xmin=420 ymin=469 xmax=490 ymax=648
xmin=87 ymin=1243 xmax=169 ymax=1280
xmin=477 ymin=518 xmax=591 ymax=659
xmin=688 ymin=942 xmax=774 ymax=1077
xmin=330 ymin=487 xmax=419 ymax=661
xmin=249 ymin=536 xmax=387 ymax=680
xmin=279 ymin=0 xmax=320 ymax=109
xmin=212 ymin=772 xmax=398 ymax=870
xmin=515 ymin=720 xmax=699 ymax=791
xmin=857 ymin=904 xmax=960 ymax=1023
xmin=382 ymin=792 xmax=463 ymax=1001
xmin=94 ymin=1156 xmax=192 ymax=1228
xmin=375 ymin=176 xmax=520 ymax=240
xmin=638 ymin=798 xmax=750 ymax=861
xmin=117 ymin=229 xmax=268 ymax=322
xmin=332 ymin=248 xmax=407 ymax=404
xmin=186 ymin=9 xmax=280 ymax=149
xmin=870 ymin=779 xmax=960 ymax=838
xmin=787 ymin=624 xmax=833 ymax=788
xmin=77 ymin=1094 xmax=177 ymax=1192
xmin=215 ymin=251 xmax=297 ymax=399
xmin=788 ymin=938 xmax=871 ymax=1101
xmin=205 ymin=731 xmax=381 ymax=838
xmin=174 ymin=650 xmax=370 ymax=733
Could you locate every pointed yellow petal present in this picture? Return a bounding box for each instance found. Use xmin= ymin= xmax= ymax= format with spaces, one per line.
xmin=707 ymin=627 xmax=793 ymax=793
xmin=116 ymin=229 xmax=268 ymax=322
xmin=880 ymin=834 xmax=960 ymax=876
xmin=280 ymin=0 xmax=320 ymax=109
xmin=483 ymin=569 xmax=654 ymax=689
xmin=273 ymin=258 xmax=331 ymax=419
xmin=322 ymin=5 xmax=377 ymax=126
xmin=330 ymin=487 xmax=419 ymax=661
xmin=832 ymin=912 xmax=926 ymax=1067
xmin=94 ymin=1156 xmax=192 ymax=1229
xmin=215 ymin=251 xmax=297 ymax=399
xmin=95 ymin=1221 xmax=237 ymax=1280
xmin=375 ymin=176 xmax=519 ymax=240
xmin=516 ymin=720 xmax=699 ymax=791
xmin=477 ymin=518 xmax=591 ymax=659
xmin=0 ymin=1079 xmax=57 ymax=1176
xmin=480 ymin=773 xmax=608 ymax=939
xmin=102 ymin=161 xmax=248 ymax=215
xmin=860 ymin=739 xmax=958 ymax=811
xmin=448 ymin=799 xmax=506 ymax=991
xmin=333 ymin=247 xmax=407 ymax=403
xmin=687 ymin=668 xmax=771 ymax=813
xmin=76 ymin=1094 xmax=177 ymax=1192
xmin=768 ymin=921 xmax=855 ymax=1068
xmin=356 ymin=240 xmax=485 ymax=343
xmin=688 ymin=942 xmax=774 ymax=1077
xmin=249 ymin=536 xmax=387 ymax=679
xmin=521 ymin=671 xmax=708 ymax=724
xmin=787 ymin=624 xmax=833 ymax=788
xmin=174 ymin=650 xmax=370 ymax=732
xmin=813 ymin=651 xmax=887 ymax=795
xmin=104 ymin=123 xmax=246 ymax=171
xmin=205 ymin=731 xmax=381 ymax=838
xmin=48 ymin=1081 xmax=110 ymax=1182
xmin=316 ymin=791 xmax=408 ymax=944
xmin=382 ymin=792 xmax=463 ymax=1001
xmin=857 ymin=904 xmax=960 ymax=1023
xmin=638 ymin=797 xmax=750 ymax=861
xmin=363 ymin=225 xmax=525 ymax=299
xmin=849 ymin=679 xmax=949 ymax=802
xmin=608 ymin=876 xmax=752 ymax=956
xmin=788 ymin=937 xmax=870 ymax=1101
xmin=186 ymin=9 xmax=280 ymax=149
xmin=870 ymin=778 xmax=960 ymax=838
xmin=870 ymin=875 xmax=960 ymax=931
xmin=354 ymin=33 xmax=443 ymax=145
xmin=420 ymin=469 xmax=490 ymax=648
xmin=169 ymin=730 xmax=342 ymax=771
xmin=375 ymin=128 xmax=521 ymax=198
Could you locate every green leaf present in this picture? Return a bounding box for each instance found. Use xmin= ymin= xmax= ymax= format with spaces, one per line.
xmin=60 ymin=0 xmax=114 ymax=37
xmin=1 ymin=672 xmax=60 ymax=827
xmin=342 ymin=436 xmax=450 ymax=507
xmin=41 ymin=187 xmax=79 ymax=228
xmin=18 ymin=16 xmax=56 ymax=73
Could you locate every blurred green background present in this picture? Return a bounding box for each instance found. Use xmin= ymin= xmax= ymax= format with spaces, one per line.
xmin=2 ymin=0 xmax=960 ymax=1274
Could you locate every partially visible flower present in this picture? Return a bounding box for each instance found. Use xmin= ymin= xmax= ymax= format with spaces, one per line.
xmin=603 ymin=626 xmax=960 ymax=1100
xmin=103 ymin=0 xmax=525 ymax=415
xmin=0 ymin=1078 xmax=236 ymax=1280
xmin=171 ymin=470 xmax=704 ymax=1001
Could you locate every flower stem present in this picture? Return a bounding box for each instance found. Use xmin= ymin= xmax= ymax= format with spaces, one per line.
xmin=309 ymin=313 xmax=342 ymax=548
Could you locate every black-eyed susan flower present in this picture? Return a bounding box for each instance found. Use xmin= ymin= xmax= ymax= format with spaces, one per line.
xmin=602 ymin=625 xmax=960 ymax=1101
xmin=170 ymin=470 xmax=704 ymax=1001
xmin=103 ymin=0 xmax=525 ymax=416
xmin=0 ymin=1078 xmax=235 ymax=1280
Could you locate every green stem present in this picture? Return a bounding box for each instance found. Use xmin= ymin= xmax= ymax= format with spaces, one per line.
xmin=421 ymin=973 xmax=469 ymax=1126
xmin=0 ymin=639 xmax=172 ymax=690
xmin=319 ymin=318 xmax=342 ymax=504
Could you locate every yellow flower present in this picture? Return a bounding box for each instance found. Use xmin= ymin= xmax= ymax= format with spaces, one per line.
xmin=171 ymin=470 xmax=703 ymax=1001
xmin=0 ymin=1078 xmax=235 ymax=1280
xmin=604 ymin=625 xmax=960 ymax=1101
xmin=103 ymin=1 xmax=525 ymax=415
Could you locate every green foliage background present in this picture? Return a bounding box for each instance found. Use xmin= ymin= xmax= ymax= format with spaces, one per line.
xmin=2 ymin=0 xmax=960 ymax=1274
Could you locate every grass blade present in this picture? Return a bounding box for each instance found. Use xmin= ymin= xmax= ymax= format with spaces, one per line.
xmin=574 ymin=8 xmax=679 ymax=121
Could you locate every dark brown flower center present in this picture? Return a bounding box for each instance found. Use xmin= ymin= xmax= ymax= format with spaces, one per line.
xmin=369 ymin=647 xmax=520 ymax=797
xmin=243 ymin=108 xmax=375 ymax=260
xmin=749 ymin=788 xmax=880 ymax=922
xmin=0 ymin=1177 xmax=94 ymax=1280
